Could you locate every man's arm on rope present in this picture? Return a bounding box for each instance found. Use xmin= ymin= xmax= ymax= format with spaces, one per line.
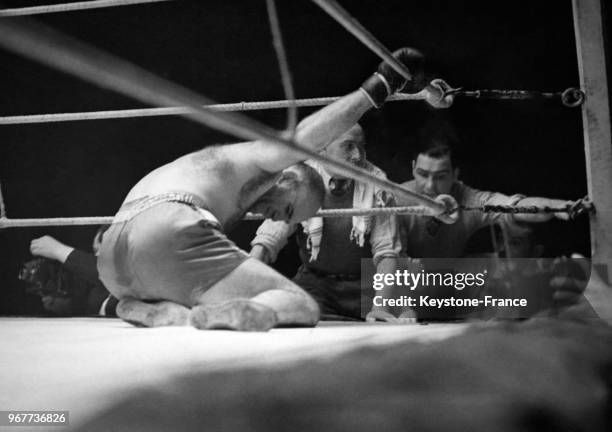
xmin=250 ymin=219 xmax=297 ymax=264
xmin=464 ymin=186 xmax=524 ymax=227
xmin=470 ymin=186 xmax=575 ymax=225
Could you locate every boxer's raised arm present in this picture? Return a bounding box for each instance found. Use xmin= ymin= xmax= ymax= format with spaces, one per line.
xmin=248 ymin=48 xmax=427 ymax=173
xmin=248 ymin=90 xmax=372 ymax=173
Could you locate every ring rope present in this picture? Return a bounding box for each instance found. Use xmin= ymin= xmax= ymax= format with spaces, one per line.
xmin=0 ymin=207 xmax=430 ymax=228
xmin=266 ymin=0 xmax=297 ymax=135
xmin=311 ymin=0 xmax=413 ymax=82
xmin=0 ymin=200 xmax=593 ymax=229
xmin=0 ymin=87 xmax=583 ymax=125
xmin=0 ymin=93 xmax=425 ymax=125
xmin=0 ymin=0 xmax=173 ymax=17
xmin=0 ymin=6 xmax=591 ymax=229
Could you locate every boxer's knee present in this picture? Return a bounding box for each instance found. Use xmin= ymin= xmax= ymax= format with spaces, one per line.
xmin=281 ymin=280 xmax=320 ymax=321
xmin=299 ymin=291 xmax=321 ymax=325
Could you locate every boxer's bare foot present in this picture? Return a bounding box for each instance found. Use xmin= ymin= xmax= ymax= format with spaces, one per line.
xmin=117 ymin=298 xmax=190 ymax=327
xmin=189 ymin=299 xmax=278 ymax=332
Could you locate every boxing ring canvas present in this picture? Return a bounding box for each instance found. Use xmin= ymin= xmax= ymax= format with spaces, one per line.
xmin=1 ymin=0 xmax=612 ymax=431
xmin=1 ymin=317 xmax=611 ymax=431
xmin=0 ymin=318 xmax=466 ymax=426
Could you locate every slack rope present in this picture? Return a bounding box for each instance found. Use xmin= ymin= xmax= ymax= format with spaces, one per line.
xmin=311 ymin=0 xmax=412 ymax=81
xmin=0 ymin=200 xmax=594 ymax=229
xmin=266 ymin=0 xmax=297 ymax=135
xmin=0 ymin=0 xmax=173 ymax=17
xmin=0 ymin=19 xmax=448 ymax=216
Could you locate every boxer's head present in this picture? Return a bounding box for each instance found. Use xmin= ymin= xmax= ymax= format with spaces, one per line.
xmin=251 ymin=163 xmax=324 ymax=223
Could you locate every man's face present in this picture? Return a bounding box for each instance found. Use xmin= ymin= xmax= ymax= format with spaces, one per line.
xmin=323 ymin=128 xmax=366 ymax=179
xmin=250 ymin=167 xmax=321 ymax=224
xmin=412 ymin=154 xmax=457 ymax=198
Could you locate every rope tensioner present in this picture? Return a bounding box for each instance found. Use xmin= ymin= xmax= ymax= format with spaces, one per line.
xmin=444 ymin=87 xmax=585 ymax=108
xmin=0 ymin=199 xmax=593 ymax=229
xmin=460 ymin=197 xmax=594 ymax=219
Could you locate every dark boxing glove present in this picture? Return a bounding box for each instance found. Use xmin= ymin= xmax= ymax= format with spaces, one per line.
xmin=360 ymin=47 xmax=425 ymax=108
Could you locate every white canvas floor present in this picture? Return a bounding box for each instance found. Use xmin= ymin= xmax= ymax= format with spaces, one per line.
xmin=0 ymin=317 xmax=468 ymax=430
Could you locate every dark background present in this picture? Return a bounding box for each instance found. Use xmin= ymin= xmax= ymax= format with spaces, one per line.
xmin=0 ymin=0 xmax=608 ymax=314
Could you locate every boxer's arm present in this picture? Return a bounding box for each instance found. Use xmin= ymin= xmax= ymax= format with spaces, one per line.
xmin=249 ymin=90 xmax=373 ymax=173
xmin=250 ymin=219 xmax=297 ymax=264
xmin=249 ymin=244 xmax=271 ymax=264
xmin=248 ymin=48 xmax=427 ymax=173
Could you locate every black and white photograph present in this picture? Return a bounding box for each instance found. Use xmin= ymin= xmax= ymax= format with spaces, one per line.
xmin=0 ymin=0 xmax=611 ymax=430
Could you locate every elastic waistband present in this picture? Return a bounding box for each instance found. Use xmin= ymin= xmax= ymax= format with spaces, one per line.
xmin=112 ymin=192 xmax=220 ymax=227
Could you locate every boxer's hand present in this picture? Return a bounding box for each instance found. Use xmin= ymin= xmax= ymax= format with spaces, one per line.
xmin=361 ymin=47 xmax=425 ymax=108
xmin=425 ymin=79 xmax=455 ymax=109
xmin=30 ymin=236 xmax=74 ymax=263
xmin=378 ymin=48 xmax=425 ymax=93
